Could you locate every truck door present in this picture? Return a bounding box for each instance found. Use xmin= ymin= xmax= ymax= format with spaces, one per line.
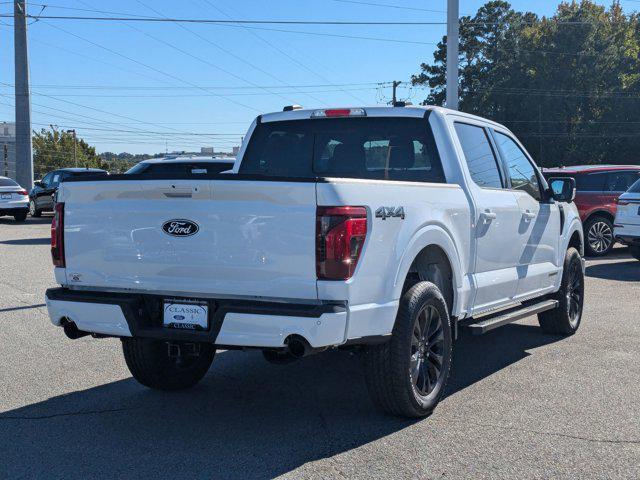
xmin=492 ymin=130 xmax=560 ymax=298
xmin=453 ymin=122 xmax=523 ymax=313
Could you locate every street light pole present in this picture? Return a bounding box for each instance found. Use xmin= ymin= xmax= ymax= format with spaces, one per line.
xmin=446 ymin=0 xmax=459 ymax=110
xmin=67 ymin=129 xmax=77 ymax=167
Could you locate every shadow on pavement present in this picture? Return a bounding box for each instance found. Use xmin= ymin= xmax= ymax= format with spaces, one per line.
xmin=0 ymin=324 xmax=564 ymax=479
xmin=586 ymin=260 xmax=640 ymax=282
xmin=0 ymin=303 xmax=46 ymax=313
xmin=0 ymin=237 xmax=50 ymax=245
xmin=0 ymin=217 xmax=52 ymax=226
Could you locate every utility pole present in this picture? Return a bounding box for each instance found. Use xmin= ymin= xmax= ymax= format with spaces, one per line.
xmin=67 ymin=129 xmax=77 ymax=167
xmin=446 ymin=0 xmax=459 ymax=110
xmin=14 ymin=0 xmax=33 ymax=190
xmin=391 ymin=80 xmax=401 ymax=105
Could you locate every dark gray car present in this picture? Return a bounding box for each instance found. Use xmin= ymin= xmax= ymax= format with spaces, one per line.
xmin=29 ymin=168 xmax=107 ymax=217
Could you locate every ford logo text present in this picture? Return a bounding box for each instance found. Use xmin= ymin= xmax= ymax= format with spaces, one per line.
xmin=162 ymin=219 xmax=199 ymax=237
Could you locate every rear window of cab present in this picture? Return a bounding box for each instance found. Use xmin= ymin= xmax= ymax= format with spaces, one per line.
xmin=239 ymin=117 xmax=446 ymax=183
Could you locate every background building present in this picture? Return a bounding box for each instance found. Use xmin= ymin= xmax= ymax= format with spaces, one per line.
xmin=0 ymin=121 xmax=16 ymax=179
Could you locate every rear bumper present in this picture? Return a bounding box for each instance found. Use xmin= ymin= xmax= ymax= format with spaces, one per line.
xmin=0 ymin=206 xmax=28 ymax=216
xmin=614 ymin=224 xmax=640 ymax=245
xmin=45 ymin=288 xmax=348 ymax=348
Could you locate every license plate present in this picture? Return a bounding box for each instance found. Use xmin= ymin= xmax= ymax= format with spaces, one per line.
xmin=1 ymin=193 xmax=11 ymax=199
xmin=163 ymin=301 xmax=209 ymax=330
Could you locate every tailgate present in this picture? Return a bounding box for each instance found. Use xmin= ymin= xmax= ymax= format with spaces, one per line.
xmin=60 ymin=179 xmax=319 ymax=300
xmin=617 ymin=200 xmax=640 ymax=226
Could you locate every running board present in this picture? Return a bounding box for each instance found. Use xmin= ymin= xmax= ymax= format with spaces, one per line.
xmin=464 ymin=300 xmax=558 ymax=335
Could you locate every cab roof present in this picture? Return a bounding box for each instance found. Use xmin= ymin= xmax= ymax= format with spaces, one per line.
xmin=259 ymin=105 xmax=508 ymax=130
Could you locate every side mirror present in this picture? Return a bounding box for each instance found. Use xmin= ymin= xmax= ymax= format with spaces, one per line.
xmin=34 ymin=180 xmax=43 ymax=188
xmin=548 ymin=177 xmax=576 ymax=203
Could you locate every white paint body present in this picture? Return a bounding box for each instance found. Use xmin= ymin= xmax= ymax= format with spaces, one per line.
xmin=0 ymin=177 xmax=29 ymax=213
xmin=46 ymin=107 xmax=583 ymax=348
xmin=614 ymin=191 xmax=640 ymax=241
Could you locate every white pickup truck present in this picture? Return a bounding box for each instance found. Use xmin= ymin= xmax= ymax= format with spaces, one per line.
xmin=45 ymin=106 xmax=585 ymax=418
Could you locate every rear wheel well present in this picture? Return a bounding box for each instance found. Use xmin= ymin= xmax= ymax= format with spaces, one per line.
xmin=402 ymin=245 xmax=454 ymax=315
xmin=585 ymin=211 xmax=614 ymax=225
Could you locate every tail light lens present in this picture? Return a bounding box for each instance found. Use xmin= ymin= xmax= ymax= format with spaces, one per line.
xmin=616 ymin=198 xmax=629 ymax=206
xmin=51 ymin=202 xmax=65 ymax=267
xmin=316 ymin=206 xmax=367 ymax=280
xmin=17 ymin=189 xmax=28 ymax=196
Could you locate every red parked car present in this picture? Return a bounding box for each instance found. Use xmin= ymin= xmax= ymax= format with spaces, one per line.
xmin=543 ymin=165 xmax=640 ymax=256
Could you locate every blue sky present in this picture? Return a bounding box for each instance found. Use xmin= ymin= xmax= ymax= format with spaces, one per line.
xmin=0 ymin=0 xmax=637 ymax=154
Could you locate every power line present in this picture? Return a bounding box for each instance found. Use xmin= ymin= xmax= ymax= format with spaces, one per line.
xmin=330 ymin=0 xmax=448 ymax=13
xmin=198 ymin=0 xmax=355 ymax=105
xmin=39 ymin=20 xmax=262 ymax=113
xmin=0 ymin=82 xmax=382 ymax=90
xmin=6 ymin=13 xmax=629 ymax=26
xmin=8 ymin=86 xmax=377 ymax=98
xmin=81 ymin=0 xmax=302 ymax=106
xmin=7 ymin=14 xmax=450 ymax=24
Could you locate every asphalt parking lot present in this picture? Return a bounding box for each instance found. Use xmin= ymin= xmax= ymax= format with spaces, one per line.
xmin=1 ymin=216 xmax=639 ymax=479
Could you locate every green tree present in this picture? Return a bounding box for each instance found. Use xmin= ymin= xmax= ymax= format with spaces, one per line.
xmin=412 ymin=1 xmax=640 ymax=166
xmin=32 ymin=127 xmax=107 ymax=178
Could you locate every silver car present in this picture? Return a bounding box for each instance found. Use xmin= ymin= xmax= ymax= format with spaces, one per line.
xmin=0 ymin=176 xmax=29 ymax=222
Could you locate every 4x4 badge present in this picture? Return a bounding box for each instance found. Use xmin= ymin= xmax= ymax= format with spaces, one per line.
xmin=375 ymin=206 xmax=405 ymax=220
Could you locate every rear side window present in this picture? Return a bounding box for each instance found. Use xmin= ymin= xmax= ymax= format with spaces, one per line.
xmin=0 ymin=177 xmax=18 ymax=187
xmin=575 ymin=173 xmax=606 ymax=191
xmin=605 ymin=171 xmax=640 ymax=192
xmin=240 ymin=117 xmax=445 ymax=183
xmin=628 ymin=179 xmax=640 ymax=193
xmin=454 ymin=123 xmax=503 ymax=189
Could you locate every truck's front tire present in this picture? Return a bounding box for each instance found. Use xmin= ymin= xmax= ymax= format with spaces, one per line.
xmin=364 ymin=282 xmax=452 ymax=418
xmin=122 ymin=338 xmax=215 ymax=390
xmin=538 ymin=247 xmax=584 ymax=335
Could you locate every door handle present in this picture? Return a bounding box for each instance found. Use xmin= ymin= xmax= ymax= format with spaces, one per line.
xmin=522 ymin=210 xmax=537 ymax=220
xmin=480 ymin=210 xmax=497 ymax=223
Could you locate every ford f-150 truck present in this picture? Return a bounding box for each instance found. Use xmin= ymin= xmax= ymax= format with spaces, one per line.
xmin=45 ymin=106 xmax=585 ymax=418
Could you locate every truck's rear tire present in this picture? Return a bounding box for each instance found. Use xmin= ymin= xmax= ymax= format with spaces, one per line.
xmin=122 ymin=338 xmax=215 ymax=390
xmin=364 ymin=282 xmax=452 ymax=418
xmin=538 ymin=247 xmax=584 ymax=335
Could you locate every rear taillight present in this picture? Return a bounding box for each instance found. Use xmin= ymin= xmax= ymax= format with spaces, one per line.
xmin=51 ymin=202 xmax=65 ymax=267
xmin=17 ymin=189 xmax=28 ymax=196
xmin=616 ymin=198 xmax=630 ymax=206
xmin=316 ymin=206 xmax=367 ymax=280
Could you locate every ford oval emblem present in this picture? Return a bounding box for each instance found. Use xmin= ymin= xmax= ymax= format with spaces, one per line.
xmin=162 ymin=219 xmax=199 ymax=237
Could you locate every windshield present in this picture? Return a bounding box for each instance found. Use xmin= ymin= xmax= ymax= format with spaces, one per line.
xmin=239 ymin=117 xmax=445 ymax=183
